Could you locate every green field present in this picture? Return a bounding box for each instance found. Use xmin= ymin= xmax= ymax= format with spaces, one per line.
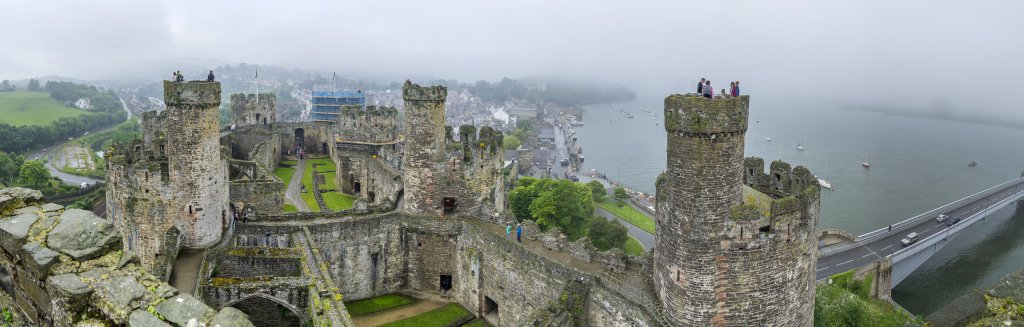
xmin=300 ymin=159 xmax=321 ymax=212
xmin=283 ymin=204 xmax=298 ymax=212
xmin=0 ymin=92 xmax=86 ymax=126
xmin=322 ymin=192 xmax=356 ymax=211
xmin=379 ymin=303 xmax=473 ymax=327
xmin=623 ymin=235 xmax=645 ymax=256
xmin=273 ymin=166 xmax=295 ymax=184
xmin=344 ymin=294 xmax=417 ymax=317
xmin=462 ymin=319 xmax=493 ymax=327
xmin=597 ymin=199 xmax=655 ymax=234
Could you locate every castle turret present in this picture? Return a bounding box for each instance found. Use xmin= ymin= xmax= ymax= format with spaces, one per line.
xmin=655 ymin=94 xmax=818 ymax=326
xmin=401 ymin=81 xmax=447 ymax=215
xmin=230 ymin=93 xmax=276 ymax=127
xmin=162 ymin=81 xmax=229 ymax=248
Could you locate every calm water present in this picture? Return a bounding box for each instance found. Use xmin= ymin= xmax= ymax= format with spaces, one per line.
xmin=573 ymin=95 xmax=1024 ymax=316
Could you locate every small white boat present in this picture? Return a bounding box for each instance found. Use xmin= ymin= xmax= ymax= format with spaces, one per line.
xmin=655 ymin=121 xmax=659 ymax=125
xmin=862 ymin=152 xmax=871 ymax=169
xmin=817 ymin=177 xmax=832 ymax=189
xmin=796 ymin=144 xmax=805 ymax=151
xmin=765 ymin=137 xmax=771 ymax=141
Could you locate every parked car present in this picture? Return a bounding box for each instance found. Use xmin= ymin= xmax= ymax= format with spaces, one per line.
xmin=936 ymin=214 xmax=950 ymax=223
xmin=945 ymin=217 xmax=961 ymax=227
xmin=901 ymin=232 xmax=920 ymax=246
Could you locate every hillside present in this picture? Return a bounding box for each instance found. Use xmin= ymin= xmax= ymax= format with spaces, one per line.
xmin=0 ymin=91 xmax=86 ymax=126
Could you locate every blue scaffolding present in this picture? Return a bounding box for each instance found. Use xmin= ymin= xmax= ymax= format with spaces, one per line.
xmin=312 ymin=90 xmax=365 ymax=122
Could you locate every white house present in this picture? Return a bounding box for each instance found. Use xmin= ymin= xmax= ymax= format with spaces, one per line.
xmin=74 ymin=98 xmax=92 ymax=110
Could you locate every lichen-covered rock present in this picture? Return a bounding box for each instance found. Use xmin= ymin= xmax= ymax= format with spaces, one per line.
xmin=0 ymin=187 xmax=44 ymax=215
xmin=47 ymin=209 xmax=120 ymax=260
xmin=208 ymin=307 xmax=255 ymax=327
xmin=155 ymin=294 xmax=216 ymax=326
xmin=41 ymin=202 xmax=64 ymax=212
xmin=95 ymin=275 xmax=148 ymax=320
xmin=48 ymin=273 xmax=92 ymax=298
xmin=21 ymin=242 xmax=59 ymax=278
xmin=0 ymin=212 xmax=38 ymax=255
xmin=129 ymin=310 xmax=172 ymax=327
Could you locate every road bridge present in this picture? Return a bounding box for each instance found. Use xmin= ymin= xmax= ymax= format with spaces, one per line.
xmin=817 ymin=176 xmax=1024 ymax=286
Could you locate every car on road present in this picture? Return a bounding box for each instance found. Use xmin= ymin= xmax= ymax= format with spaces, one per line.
xmin=945 ymin=217 xmax=962 ymax=227
xmin=901 ymin=232 xmax=919 ymax=246
xmin=936 ymin=214 xmax=950 ymax=223
xmin=33 ymin=156 xmax=39 ymax=160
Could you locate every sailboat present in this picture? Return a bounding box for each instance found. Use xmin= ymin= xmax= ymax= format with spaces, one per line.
xmin=862 ymin=152 xmax=871 ymax=169
xmin=795 ymin=138 xmax=805 ymax=151
xmin=817 ymin=161 xmax=832 ymax=190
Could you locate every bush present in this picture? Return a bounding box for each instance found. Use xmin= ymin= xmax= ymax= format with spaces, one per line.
xmin=588 ymin=216 xmax=627 ymax=251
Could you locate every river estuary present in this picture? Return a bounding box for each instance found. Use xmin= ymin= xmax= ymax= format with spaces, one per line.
xmin=571 ymin=94 xmax=1024 ymax=316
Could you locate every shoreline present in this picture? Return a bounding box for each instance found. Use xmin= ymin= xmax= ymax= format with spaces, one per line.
xmin=839 ymin=105 xmax=1024 ymax=131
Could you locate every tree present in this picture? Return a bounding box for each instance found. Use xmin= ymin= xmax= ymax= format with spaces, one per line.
xmin=588 ymin=216 xmax=628 ymax=251
xmin=0 ymin=153 xmax=21 ymax=184
xmin=18 ymin=160 xmax=50 ymax=187
xmin=528 ymin=179 xmax=594 ymax=240
xmin=613 ymin=187 xmax=629 ymax=203
xmin=27 ymin=79 xmax=40 ymax=92
xmin=0 ymin=80 xmax=11 ymax=92
xmin=503 ymin=134 xmax=521 ymax=150
xmin=586 ymin=180 xmax=606 ymax=202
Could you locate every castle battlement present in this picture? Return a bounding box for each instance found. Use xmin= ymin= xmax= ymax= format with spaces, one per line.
xmin=163 ymin=81 xmax=221 ymax=106
xmin=230 ymin=92 xmax=276 ymax=127
xmin=723 ymin=157 xmax=821 ymax=248
xmin=402 ymin=81 xmax=447 ymax=102
xmin=663 ymin=94 xmax=749 ymax=135
xmin=444 ymin=125 xmax=503 ymax=162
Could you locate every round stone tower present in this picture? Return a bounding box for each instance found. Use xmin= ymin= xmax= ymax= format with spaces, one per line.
xmin=654 ymin=94 xmax=817 ymax=326
xmin=401 ymin=81 xmax=447 ymax=215
xmin=163 ymin=81 xmax=229 ymax=248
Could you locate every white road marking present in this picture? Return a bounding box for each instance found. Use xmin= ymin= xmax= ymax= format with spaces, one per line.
xmin=862 ymin=253 xmax=874 ymax=258
xmin=839 ymin=259 xmax=854 ymax=266
xmin=816 ymin=267 xmax=829 ymax=272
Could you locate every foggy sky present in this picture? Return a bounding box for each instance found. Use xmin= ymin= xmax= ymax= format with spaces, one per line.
xmin=3 ymin=0 xmax=1022 ymax=117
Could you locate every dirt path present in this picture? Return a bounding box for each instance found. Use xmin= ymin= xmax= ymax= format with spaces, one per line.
xmin=284 ymin=158 xmax=311 ymax=212
xmin=168 ymin=249 xmax=205 ymax=294
xmin=351 ymin=294 xmax=449 ymax=327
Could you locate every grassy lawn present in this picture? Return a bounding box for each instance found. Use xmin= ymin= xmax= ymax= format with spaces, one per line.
xmin=380 ymin=303 xmax=473 ymax=327
xmin=0 ymin=92 xmax=86 ymax=126
xmin=623 ymin=235 xmax=646 ymax=256
xmin=322 ymin=191 xmax=355 ymax=211
xmin=343 ymin=294 xmax=417 ymax=317
xmin=462 ymin=319 xmax=493 ymax=327
xmin=300 ymin=159 xmax=320 ymax=212
xmin=597 ymin=199 xmax=655 ymax=234
xmin=273 ymin=166 xmax=295 ymax=184
xmin=283 ymin=204 xmax=297 ymax=212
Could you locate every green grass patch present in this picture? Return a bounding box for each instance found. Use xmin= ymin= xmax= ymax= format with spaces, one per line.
xmin=0 ymin=92 xmax=88 ymax=126
xmin=343 ymin=294 xmax=417 ymax=317
xmin=279 ymin=159 xmax=297 ymax=167
xmin=597 ymin=199 xmax=655 ymax=234
xmin=462 ymin=319 xmax=492 ymax=327
xmin=380 ymin=303 xmax=473 ymax=327
xmin=322 ymin=192 xmax=356 ymax=211
xmin=273 ymin=166 xmax=295 ymax=184
xmin=814 ymin=270 xmax=919 ymax=327
xmin=622 ymin=235 xmax=645 ymax=256
xmin=299 ymin=159 xmax=320 ymax=212
xmin=283 ymin=204 xmax=297 ymax=212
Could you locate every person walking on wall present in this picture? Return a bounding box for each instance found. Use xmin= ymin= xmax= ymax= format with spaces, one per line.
xmin=697 ymin=78 xmax=706 ymax=95
xmin=207 ymin=70 xmax=215 ymax=82
xmin=506 ymin=224 xmax=512 ymax=239
xmin=516 ymin=224 xmax=523 ymax=243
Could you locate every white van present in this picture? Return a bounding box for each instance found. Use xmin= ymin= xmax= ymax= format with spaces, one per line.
xmin=900 ymin=232 xmax=919 ymax=246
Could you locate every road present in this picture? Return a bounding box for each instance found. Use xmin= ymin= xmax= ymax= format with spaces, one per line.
xmin=23 ymin=97 xmax=134 ymax=186
xmin=816 ymin=178 xmax=1024 ymax=280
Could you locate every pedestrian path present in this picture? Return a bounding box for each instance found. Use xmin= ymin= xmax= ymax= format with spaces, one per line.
xmin=284 ymin=158 xmax=311 ymax=212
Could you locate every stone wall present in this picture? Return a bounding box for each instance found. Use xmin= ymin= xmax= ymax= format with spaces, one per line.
xmin=279 ymin=122 xmax=334 ymax=157
xmin=231 ymin=93 xmax=277 ymax=127
xmin=334 ymin=147 xmax=403 ymax=207
xmin=440 ymin=125 xmax=506 ymax=216
xmin=401 ymin=81 xmax=447 ymax=215
xmin=655 ymin=94 xmax=817 ymax=326
xmin=222 ymin=125 xmax=281 ymax=170
xmin=0 ymin=188 xmax=253 ymax=327
xmin=336 ymin=105 xmax=400 ymax=143
xmin=229 ymin=179 xmax=285 ymax=215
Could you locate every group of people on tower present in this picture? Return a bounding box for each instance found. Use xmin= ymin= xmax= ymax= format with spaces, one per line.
xmin=696 ymin=78 xmax=740 ymax=98
xmin=169 ymin=70 xmax=216 ymax=82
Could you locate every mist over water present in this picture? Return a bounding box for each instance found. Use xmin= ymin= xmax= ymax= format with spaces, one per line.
xmin=574 ymin=94 xmax=1024 ymax=315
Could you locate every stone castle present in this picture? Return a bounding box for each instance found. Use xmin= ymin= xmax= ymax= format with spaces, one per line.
xmin=0 ymin=79 xmax=820 ymax=326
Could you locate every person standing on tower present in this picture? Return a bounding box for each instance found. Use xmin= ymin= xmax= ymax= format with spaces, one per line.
xmin=704 ymin=80 xmax=713 ymax=98
xmin=207 ymin=70 xmax=215 ymax=82
xmin=697 ymin=78 xmax=705 ymax=95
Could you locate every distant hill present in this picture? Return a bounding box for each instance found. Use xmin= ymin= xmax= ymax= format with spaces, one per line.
xmin=0 ymin=91 xmax=86 ymax=126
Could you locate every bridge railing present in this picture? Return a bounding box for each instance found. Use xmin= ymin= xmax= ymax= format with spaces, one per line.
xmin=821 ymin=177 xmax=1024 ymax=257
xmin=893 ymin=182 xmax=1024 ymax=260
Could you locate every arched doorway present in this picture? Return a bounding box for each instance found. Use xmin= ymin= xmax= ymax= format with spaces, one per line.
xmin=294 ymin=128 xmax=305 ymax=153
xmin=224 ymin=294 xmax=305 ymax=327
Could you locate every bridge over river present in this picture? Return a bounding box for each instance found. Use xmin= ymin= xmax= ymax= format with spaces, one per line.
xmin=816 ymin=175 xmax=1024 ymax=286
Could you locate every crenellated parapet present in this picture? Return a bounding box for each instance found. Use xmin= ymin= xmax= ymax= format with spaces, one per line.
xmin=230 ymin=93 xmax=276 ymax=127
xmin=402 ymin=80 xmax=447 ymax=101
xmin=336 ymin=105 xmax=400 ymax=143
xmin=164 ymin=80 xmax=221 ymax=107
xmin=664 ymin=94 xmax=749 ymax=137
xmin=726 ymin=157 xmax=821 ymax=249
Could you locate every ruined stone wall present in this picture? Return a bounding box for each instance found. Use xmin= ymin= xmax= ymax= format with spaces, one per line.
xmin=214 ymin=253 xmax=303 ymax=278
xmin=335 ymin=147 xmax=403 ymax=206
xmin=140 ymin=110 xmax=166 ymax=148
xmin=278 ymin=122 xmax=334 ymax=156
xmin=655 ymin=94 xmax=816 ymax=326
xmin=231 ymin=93 xmax=277 ymax=127
xmin=0 ymin=189 xmax=253 ymax=327
xmin=222 ymin=125 xmax=281 ymax=170
xmin=163 ymin=81 xmax=229 ymax=248
xmin=336 ymin=105 xmax=400 ymax=143
xmin=302 ymin=213 xmax=408 ymax=300
xmin=229 ymin=179 xmax=284 ymax=214
xmin=440 ymin=125 xmax=506 ymax=215
xmin=401 ymin=81 xmax=447 ymax=215
xmin=105 ymin=156 xmax=181 ymax=279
